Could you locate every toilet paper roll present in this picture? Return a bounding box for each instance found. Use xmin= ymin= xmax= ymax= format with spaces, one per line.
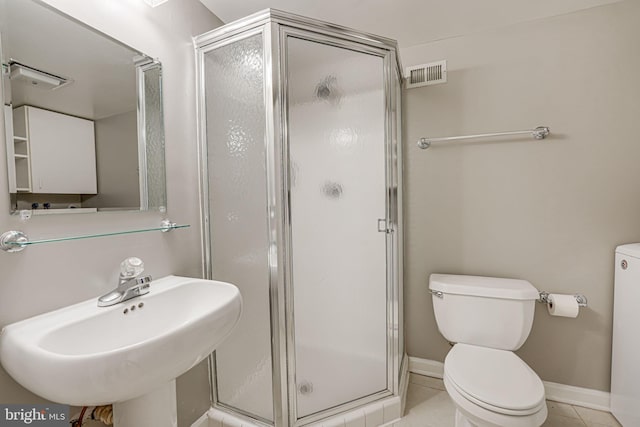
xmin=547 ymin=293 xmax=580 ymax=318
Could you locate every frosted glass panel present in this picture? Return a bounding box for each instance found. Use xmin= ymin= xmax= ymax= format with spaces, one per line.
xmin=142 ymin=65 xmax=166 ymax=210
xmin=287 ymin=37 xmax=387 ymax=418
xmin=203 ymin=34 xmax=274 ymax=422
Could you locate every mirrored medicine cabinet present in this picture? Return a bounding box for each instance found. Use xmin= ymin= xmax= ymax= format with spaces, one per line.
xmin=0 ymin=0 xmax=167 ymax=216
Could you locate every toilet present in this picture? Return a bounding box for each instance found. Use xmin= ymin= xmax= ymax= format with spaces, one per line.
xmin=429 ymin=274 xmax=548 ymax=427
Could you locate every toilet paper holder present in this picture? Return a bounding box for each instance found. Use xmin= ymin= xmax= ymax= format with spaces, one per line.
xmin=538 ymin=291 xmax=588 ymax=308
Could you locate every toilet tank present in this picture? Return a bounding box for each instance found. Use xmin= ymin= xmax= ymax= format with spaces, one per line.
xmin=429 ymin=274 xmax=540 ymax=351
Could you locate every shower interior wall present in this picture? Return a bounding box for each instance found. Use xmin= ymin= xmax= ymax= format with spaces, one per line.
xmin=195 ymin=10 xmax=404 ymax=427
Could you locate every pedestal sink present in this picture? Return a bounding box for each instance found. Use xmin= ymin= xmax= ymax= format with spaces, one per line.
xmin=0 ymin=275 xmax=242 ymax=427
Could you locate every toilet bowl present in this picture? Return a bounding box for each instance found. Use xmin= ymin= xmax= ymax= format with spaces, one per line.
xmin=429 ymin=274 xmax=547 ymax=427
xmin=444 ymin=343 xmax=547 ymax=427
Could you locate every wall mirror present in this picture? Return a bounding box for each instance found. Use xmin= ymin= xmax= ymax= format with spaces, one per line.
xmin=0 ymin=0 xmax=167 ymax=215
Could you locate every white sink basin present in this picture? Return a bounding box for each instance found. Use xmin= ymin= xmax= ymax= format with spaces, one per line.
xmin=0 ymin=275 xmax=242 ymax=407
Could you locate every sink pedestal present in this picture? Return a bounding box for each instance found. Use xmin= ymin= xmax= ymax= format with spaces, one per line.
xmin=112 ymin=380 xmax=177 ymax=427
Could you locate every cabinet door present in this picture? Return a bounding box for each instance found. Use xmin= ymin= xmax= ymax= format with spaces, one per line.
xmin=27 ymin=106 xmax=97 ymax=194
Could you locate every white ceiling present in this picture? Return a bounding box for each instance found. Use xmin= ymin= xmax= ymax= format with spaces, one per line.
xmin=1 ymin=0 xmax=139 ymax=120
xmin=199 ymin=0 xmax=622 ymax=48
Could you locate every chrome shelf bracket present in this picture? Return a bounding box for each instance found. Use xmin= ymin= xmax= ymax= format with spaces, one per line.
xmin=160 ymin=219 xmax=177 ymax=232
xmin=0 ymin=230 xmax=28 ymax=253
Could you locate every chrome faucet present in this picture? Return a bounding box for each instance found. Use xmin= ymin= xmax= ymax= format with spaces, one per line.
xmin=98 ymin=257 xmax=152 ymax=307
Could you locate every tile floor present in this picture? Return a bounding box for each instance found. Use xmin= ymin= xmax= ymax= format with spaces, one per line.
xmin=394 ymin=374 xmax=622 ymax=427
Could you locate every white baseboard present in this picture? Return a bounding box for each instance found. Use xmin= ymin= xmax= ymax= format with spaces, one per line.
xmin=408 ymin=356 xmax=610 ymax=411
xmin=543 ymin=381 xmax=610 ymax=412
xmin=408 ymin=356 xmax=444 ymax=379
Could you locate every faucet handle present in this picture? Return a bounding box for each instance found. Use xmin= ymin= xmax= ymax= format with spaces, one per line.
xmin=120 ymin=257 xmax=144 ymax=277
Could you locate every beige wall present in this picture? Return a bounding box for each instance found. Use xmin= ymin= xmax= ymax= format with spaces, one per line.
xmin=0 ymin=1 xmax=222 ymax=425
xmin=402 ymin=0 xmax=640 ymax=392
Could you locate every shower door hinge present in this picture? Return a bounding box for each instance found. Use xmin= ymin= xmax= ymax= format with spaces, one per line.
xmin=378 ymin=218 xmax=393 ymax=234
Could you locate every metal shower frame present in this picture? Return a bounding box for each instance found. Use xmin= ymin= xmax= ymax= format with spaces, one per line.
xmin=195 ymin=9 xmax=404 ymax=427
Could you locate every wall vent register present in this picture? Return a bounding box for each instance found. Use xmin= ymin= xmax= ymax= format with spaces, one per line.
xmin=405 ymin=60 xmax=447 ymax=88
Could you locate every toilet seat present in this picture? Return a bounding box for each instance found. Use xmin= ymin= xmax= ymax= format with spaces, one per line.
xmin=444 ymin=375 xmax=548 ymax=427
xmin=444 ymin=344 xmax=546 ymax=416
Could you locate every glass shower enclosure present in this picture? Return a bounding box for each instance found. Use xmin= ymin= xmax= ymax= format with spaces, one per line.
xmin=195 ymin=10 xmax=404 ymax=427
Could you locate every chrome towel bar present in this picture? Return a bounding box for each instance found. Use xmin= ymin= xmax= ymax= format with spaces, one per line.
xmin=417 ymin=126 xmax=550 ymax=149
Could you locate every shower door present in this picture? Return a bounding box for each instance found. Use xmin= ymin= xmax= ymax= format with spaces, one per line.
xmin=284 ymin=31 xmax=390 ymax=422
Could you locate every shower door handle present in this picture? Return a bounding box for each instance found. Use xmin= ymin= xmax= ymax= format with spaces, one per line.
xmin=378 ymin=218 xmax=393 ymax=233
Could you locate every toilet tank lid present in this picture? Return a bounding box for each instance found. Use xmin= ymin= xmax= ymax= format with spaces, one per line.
xmin=429 ymin=274 xmax=539 ymax=300
xmin=616 ymin=243 xmax=640 ymax=259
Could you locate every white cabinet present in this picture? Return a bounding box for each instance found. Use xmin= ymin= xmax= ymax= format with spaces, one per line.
xmin=12 ymin=106 xmax=97 ymax=194
xmin=611 ymin=244 xmax=640 ymax=426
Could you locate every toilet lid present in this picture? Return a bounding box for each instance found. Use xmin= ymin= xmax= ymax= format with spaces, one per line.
xmin=445 ymin=344 xmax=545 ymax=414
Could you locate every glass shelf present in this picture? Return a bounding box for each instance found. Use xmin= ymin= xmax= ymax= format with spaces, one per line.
xmin=0 ymin=221 xmax=189 ymax=252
